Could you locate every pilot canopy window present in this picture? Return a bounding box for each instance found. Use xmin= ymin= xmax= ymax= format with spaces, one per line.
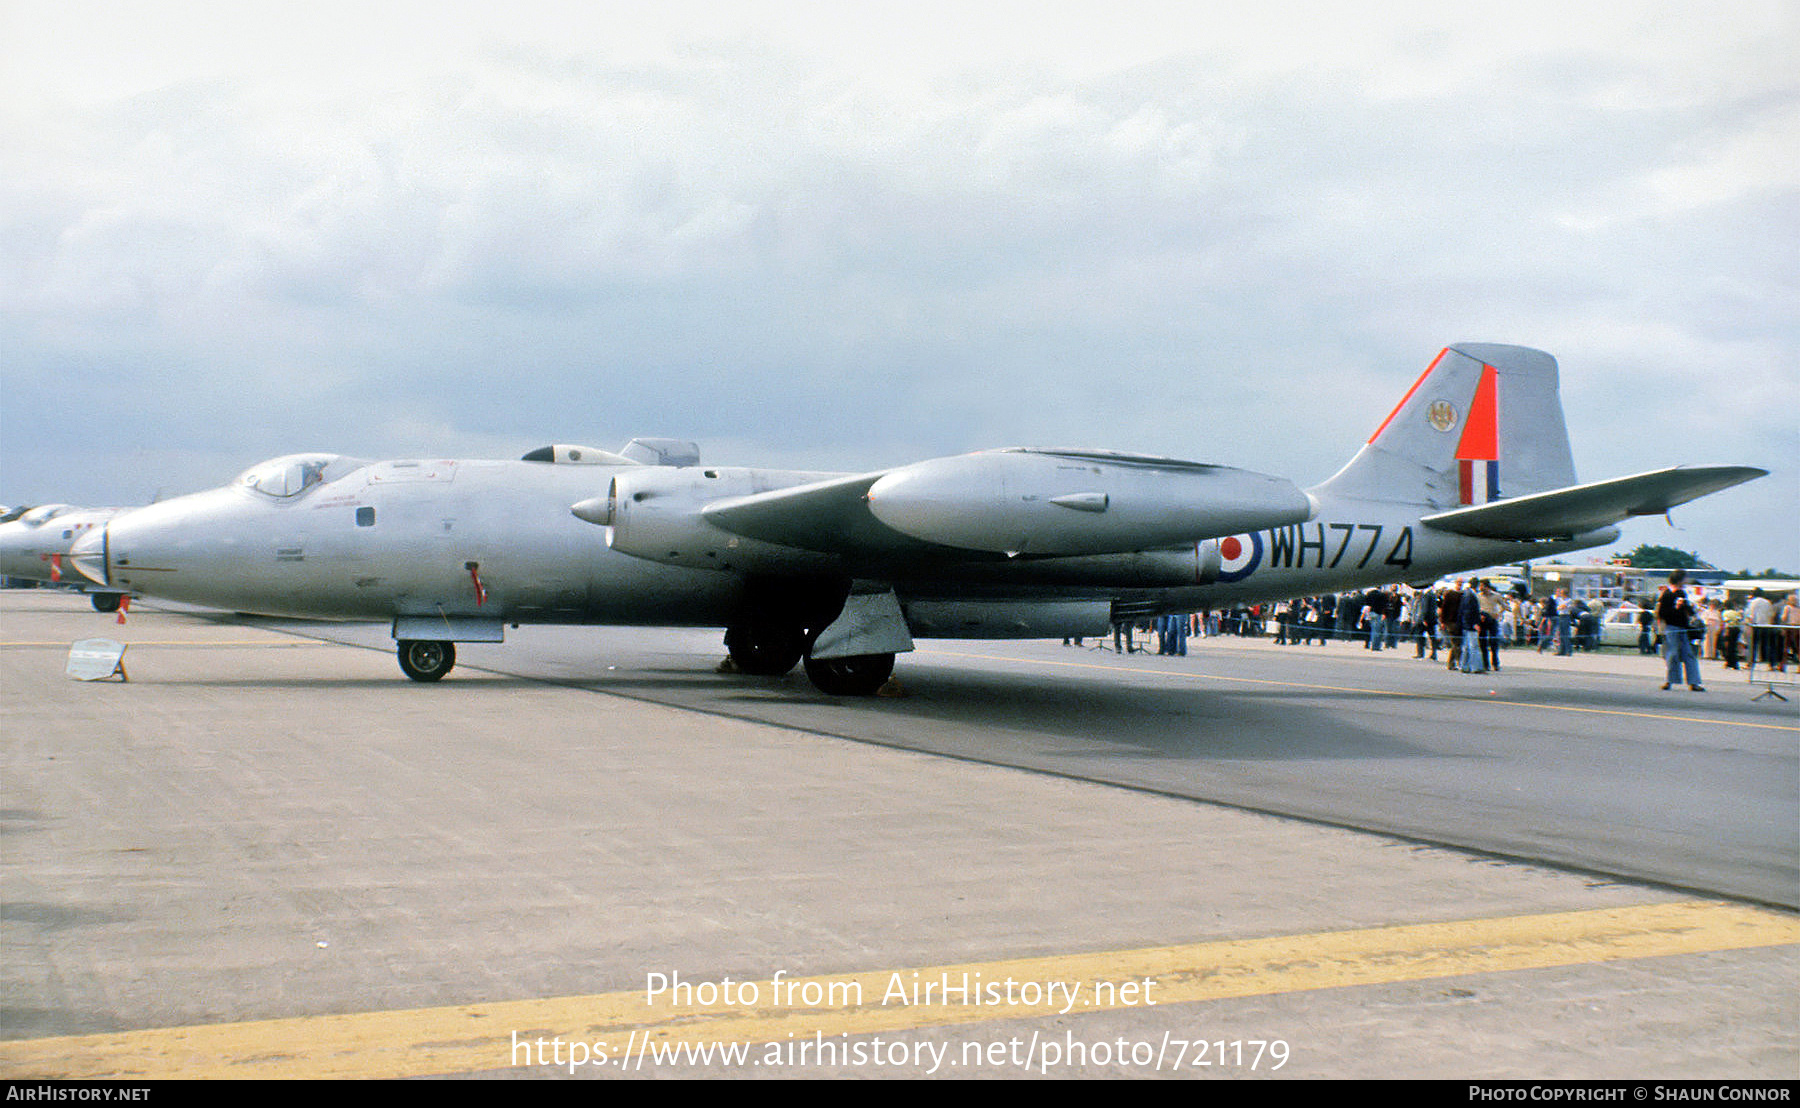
xmin=19 ymin=505 xmax=71 ymax=526
xmin=236 ymin=454 xmax=367 ymax=498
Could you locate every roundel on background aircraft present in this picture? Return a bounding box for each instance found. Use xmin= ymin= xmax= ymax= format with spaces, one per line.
xmin=1217 ymin=532 xmax=1262 ymax=582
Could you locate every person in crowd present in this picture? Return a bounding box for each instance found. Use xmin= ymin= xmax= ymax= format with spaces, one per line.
xmin=1416 ymin=587 xmax=1439 ymax=660
xmin=1364 ymin=590 xmax=1386 ymax=652
xmin=1536 ymin=591 xmax=1558 ymax=653
xmin=1570 ymin=594 xmax=1593 ymax=651
xmin=1745 ymin=589 xmax=1777 ymax=670
xmin=1554 ymin=588 xmax=1575 ymax=655
xmin=1720 ymin=602 xmax=1744 ymax=670
xmin=1478 ymin=579 xmax=1503 ymax=671
xmin=1459 ymin=580 xmax=1486 ymax=674
xmin=1781 ymin=592 xmax=1800 ymax=672
xmin=1333 ymin=593 xmax=1358 ymax=644
xmin=1112 ymin=619 xmax=1136 ymax=654
xmin=1293 ymin=597 xmax=1315 ymax=645
xmin=1440 ymin=582 xmax=1463 ymax=671
xmin=1636 ymin=603 xmax=1657 ymax=654
xmin=1655 ymin=569 xmax=1704 ymax=691
xmin=1700 ymin=599 xmax=1724 ymax=661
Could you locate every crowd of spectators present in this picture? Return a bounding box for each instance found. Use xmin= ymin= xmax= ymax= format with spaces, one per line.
xmin=1076 ymin=580 xmax=1800 ymax=686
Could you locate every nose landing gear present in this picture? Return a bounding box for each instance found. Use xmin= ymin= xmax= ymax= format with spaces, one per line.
xmin=397 ymin=639 xmax=456 ymax=682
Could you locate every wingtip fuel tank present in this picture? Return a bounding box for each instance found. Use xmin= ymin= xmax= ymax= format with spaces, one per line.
xmin=863 ymin=449 xmax=1313 ymax=556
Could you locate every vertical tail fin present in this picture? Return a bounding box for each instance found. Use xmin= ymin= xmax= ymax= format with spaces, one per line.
xmin=1312 ymin=343 xmax=1578 ymax=507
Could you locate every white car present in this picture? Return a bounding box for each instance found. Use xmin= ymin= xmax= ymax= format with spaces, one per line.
xmin=1599 ymin=605 xmax=1651 ymax=648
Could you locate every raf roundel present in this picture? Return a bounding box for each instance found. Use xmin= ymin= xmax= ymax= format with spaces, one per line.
xmin=1217 ymin=531 xmax=1263 ymax=582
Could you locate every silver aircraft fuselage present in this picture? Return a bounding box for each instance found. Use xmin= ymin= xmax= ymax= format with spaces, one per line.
xmin=73 ymin=452 xmax=1614 ymax=626
xmin=77 ymin=457 xmax=748 ymax=625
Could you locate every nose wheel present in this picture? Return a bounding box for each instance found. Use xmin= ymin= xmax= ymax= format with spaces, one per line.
xmin=397 ymin=639 xmax=456 ymax=682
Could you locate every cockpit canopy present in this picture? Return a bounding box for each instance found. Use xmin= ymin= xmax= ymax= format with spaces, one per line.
xmin=235 ymin=454 xmax=369 ymax=498
xmin=15 ymin=504 xmax=73 ymax=526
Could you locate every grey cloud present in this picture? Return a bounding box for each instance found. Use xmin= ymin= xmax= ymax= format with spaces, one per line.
xmin=2 ymin=33 xmax=1793 ymax=568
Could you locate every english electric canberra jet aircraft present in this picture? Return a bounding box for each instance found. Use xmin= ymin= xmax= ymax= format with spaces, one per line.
xmin=0 ymin=503 xmax=133 ymax=610
xmin=70 ymin=345 xmax=1764 ymax=695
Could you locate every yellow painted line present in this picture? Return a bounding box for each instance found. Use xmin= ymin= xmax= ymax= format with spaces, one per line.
xmin=1 ymin=900 xmax=1793 ymax=1079
xmin=926 ymin=649 xmax=1800 ymax=733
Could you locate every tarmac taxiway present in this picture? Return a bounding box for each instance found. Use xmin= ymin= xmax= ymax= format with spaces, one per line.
xmin=2 ymin=590 xmax=1795 ymax=1078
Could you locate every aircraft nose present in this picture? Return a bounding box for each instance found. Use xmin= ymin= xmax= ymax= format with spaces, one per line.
xmin=0 ymin=525 xmax=31 ymax=577
xmin=69 ymin=526 xmax=109 ymax=587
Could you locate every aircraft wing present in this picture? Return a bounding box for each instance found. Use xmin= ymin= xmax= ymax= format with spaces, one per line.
xmin=700 ymin=471 xmax=957 ymax=559
xmin=1418 ymin=465 xmax=1768 ymax=541
xmin=697 ymin=449 xmax=1315 ymax=559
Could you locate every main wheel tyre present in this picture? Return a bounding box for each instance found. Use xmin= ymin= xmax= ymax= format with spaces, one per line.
xmin=802 ymin=652 xmax=895 ymax=696
xmin=397 ymin=639 xmax=456 ymax=682
xmin=724 ymin=622 xmax=806 ymax=676
xmin=90 ymin=592 xmax=123 ymax=613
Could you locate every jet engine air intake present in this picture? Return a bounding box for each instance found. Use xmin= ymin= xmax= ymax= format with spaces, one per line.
xmin=584 ymin=468 xmax=834 ymax=574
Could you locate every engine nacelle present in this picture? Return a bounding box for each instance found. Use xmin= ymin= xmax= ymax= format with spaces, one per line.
xmin=865 ymin=449 xmax=1311 ymax=555
xmin=580 ymin=468 xmax=832 ymax=573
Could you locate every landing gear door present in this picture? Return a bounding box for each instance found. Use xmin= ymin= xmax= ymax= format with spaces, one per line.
xmin=391 ymin=616 xmax=504 ymax=642
xmin=810 ymin=586 xmax=915 ymax=660
xmin=1195 ymin=539 xmax=1222 ymax=584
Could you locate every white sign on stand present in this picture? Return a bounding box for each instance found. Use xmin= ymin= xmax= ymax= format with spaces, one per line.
xmin=67 ymin=639 xmax=129 ymax=682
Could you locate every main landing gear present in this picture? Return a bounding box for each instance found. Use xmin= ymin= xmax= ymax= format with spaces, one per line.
xmin=724 ymin=616 xmax=897 ymax=697
xmin=723 ymin=618 xmax=806 ymax=677
xmin=801 ymin=651 xmax=896 ymax=697
xmin=397 ymin=639 xmax=456 ymax=682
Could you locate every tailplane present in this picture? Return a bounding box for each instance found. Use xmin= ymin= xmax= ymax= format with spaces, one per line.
xmin=1312 ymin=344 xmax=1577 ymax=507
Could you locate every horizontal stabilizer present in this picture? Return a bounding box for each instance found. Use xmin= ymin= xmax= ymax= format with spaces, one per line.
xmin=1419 ymin=465 xmax=1767 ymax=540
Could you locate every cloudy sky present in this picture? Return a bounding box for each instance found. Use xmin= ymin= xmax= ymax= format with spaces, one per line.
xmin=2 ymin=0 xmax=1795 ymax=571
